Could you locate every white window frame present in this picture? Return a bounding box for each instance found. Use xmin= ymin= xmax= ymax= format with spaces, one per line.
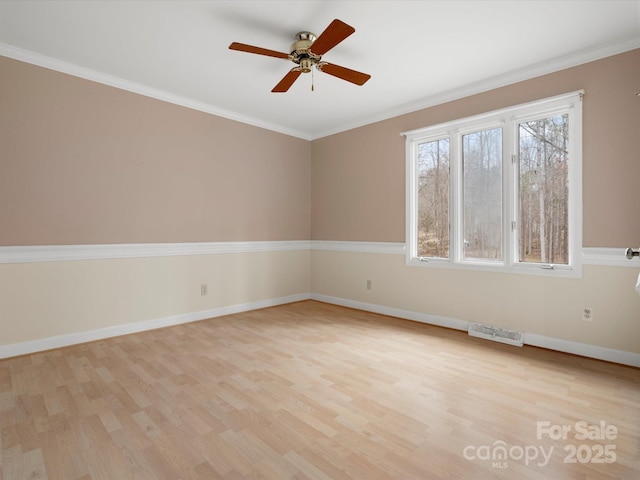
xmin=403 ymin=91 xmax=583 ymax=278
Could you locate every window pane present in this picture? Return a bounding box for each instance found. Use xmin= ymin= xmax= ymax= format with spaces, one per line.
xmin=462 ymin=128 xmax=502 ymax=260
xmin=417 ymin=139 xmax=449 ymax=258
xmin=518 ymin=115 xmax=569 ymax=264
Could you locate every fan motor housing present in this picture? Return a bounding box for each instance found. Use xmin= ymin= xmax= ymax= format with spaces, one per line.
xmin=290 ymin=31 xmax=320 ymax=71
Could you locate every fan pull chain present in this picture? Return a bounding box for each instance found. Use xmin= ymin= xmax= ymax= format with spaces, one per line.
xmin=311 ymin=66 xmax=315 ymax=92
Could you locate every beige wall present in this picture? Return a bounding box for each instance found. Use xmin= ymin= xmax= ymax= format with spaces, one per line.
xmin=0 ymin=250 xmax=310 ymax=347
xmin=1 ymin=50 xmax=639 ymax=358
xmin=0 ymin=56 xmax=310 ymax=245
xmin=0 ymin=55 xmax=311 ymax=354
xmin=310 ymin=49 xmax=640 ymax=355
xmin=311 ymin=49 xmax=640 ymax=247
xmin=311 ymin=251 xmax=640 ymax=353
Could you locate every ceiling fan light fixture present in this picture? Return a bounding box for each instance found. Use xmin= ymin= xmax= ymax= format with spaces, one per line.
xmin=298 ymin=57 xmax=313 ymax=73
xmin=289 ymin=31 xmax=321 ymax=67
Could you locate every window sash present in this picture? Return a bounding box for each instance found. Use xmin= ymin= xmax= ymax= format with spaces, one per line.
xmin=516 ymin=114 xmax=570 ymax=266
xmin=461 ymin=127 xmax=503 ymax=262
xmin=416 ymin=138 xmax=450 ymax=259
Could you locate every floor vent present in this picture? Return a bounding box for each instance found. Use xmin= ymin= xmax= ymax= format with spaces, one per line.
xmin=468 ymin=322 xmax=524 ymax=347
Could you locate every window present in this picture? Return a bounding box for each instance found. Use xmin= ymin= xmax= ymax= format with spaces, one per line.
xmin=404 ymin=91 xmax=583 ymax=277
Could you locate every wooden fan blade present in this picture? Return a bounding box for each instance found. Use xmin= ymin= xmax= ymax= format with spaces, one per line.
xmin=319 ymin=63 xmax=371 ymax=86
xmin=272 ymin=69 xmax=302 ymax=92
xmin=310 ymin=19 xmax=355 ymax=55
xmin=229 ymin=42 xmax=289 ymax=59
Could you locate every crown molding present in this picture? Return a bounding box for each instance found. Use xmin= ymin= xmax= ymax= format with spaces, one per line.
xmin=2 ymin=36 xmax=638 ymax=142
xmin=0 ymin=43 xmax=312 ymax=141
xmin=311 ymin=37 xmax=640 ymax=140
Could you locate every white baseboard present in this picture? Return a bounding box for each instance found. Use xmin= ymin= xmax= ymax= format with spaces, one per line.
xmin=2 ymin=291 xmax=638 ymax=368
xmin=310 ymin=293 xmax=469 ymax=331
xmin=0 ymin=293 xmax=310 ymax=359
xmin=311 ymin=293 xmax=640 ymax=368
xmin=523 ymin=333 xmax=640 ymax=368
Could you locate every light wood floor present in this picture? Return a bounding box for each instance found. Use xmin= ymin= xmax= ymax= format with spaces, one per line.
xmin=1 ymin=300 xmax=638 ymax=479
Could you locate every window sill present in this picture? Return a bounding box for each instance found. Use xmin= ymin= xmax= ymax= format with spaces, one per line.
xmin=407 ymin=256 xmax=582 ymax=278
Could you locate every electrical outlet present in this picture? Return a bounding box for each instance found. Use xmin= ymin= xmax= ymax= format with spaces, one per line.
xmin=201 ymin=284 xmax=208 ymax=296
xmin=582 ymin=307 xmax=593 ymax=321
xmin=366 ymin=280 xmax=372 ymax=290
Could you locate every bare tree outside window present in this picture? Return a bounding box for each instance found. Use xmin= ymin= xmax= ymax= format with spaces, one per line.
xmin=518 ymin=114 xmax=569 ymax=264
xmin=417 ymin=139 xmax=449 ymax=258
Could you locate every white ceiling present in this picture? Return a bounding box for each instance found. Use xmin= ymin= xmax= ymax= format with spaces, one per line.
xmin=1 ymin=1 xmax=639 ymax=140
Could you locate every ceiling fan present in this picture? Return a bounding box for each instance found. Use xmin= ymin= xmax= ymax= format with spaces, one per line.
xmin=229 ymin=19 xmax=371 ymax=92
